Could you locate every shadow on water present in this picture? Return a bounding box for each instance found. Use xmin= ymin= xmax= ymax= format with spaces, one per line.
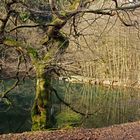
xmin=0 ymin=79 xmax=140 ymax=134
xmin=0 ymin=79 xmax=35 ymax=134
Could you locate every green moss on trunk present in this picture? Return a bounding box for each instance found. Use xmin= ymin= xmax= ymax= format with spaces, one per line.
xmin=31 ymin=64 xmax=52 ymax=130
xmin=31 ymin=22 xmax=69 ymax=130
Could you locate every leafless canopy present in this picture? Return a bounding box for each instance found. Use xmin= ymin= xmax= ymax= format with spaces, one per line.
xmin=0 ymin=0 xmax=140 ymax=110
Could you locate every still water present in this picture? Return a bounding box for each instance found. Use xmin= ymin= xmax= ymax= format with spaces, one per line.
xmin=0 ymin=79 xmax=140 ymax=134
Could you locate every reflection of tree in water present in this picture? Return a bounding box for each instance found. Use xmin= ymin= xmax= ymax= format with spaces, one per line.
xmin=0 ymin=79 xmax=35 ymax=134
xmin=56 ymin=80 xmax=140 ymax=128
xmin=0 ymin=79 xmax=140 ymax=132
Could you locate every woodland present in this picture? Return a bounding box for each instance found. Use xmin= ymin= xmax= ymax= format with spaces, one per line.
xmin=0 ymin=0 xmax=140 ymax=134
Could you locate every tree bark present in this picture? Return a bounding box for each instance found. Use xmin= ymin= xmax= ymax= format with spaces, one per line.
xmin=31 ymin=23 xmax=69 ymax=130
xmin=31 ymin=64 xmax=53 ymax=130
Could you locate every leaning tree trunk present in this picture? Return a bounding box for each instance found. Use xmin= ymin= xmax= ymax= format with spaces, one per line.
xmin=31 ymin=20 xmax=69 ymax=130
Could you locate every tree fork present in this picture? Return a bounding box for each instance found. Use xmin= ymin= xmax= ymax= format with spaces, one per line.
xmin=31 ymin=21 xmax=69 ymax=130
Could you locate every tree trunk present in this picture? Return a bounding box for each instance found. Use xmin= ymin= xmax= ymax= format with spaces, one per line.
xmin=31 ymin=21 xmax=69 ymax=130
xmin=31 ymin=64 xmax=53 ymax=130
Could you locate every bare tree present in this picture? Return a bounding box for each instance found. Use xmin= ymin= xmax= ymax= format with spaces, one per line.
xmin=0 ymin=0 xmax=140 ymax=130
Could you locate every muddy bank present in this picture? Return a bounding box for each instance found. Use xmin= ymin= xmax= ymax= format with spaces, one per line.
xmin=0 ymin=121 xmax=140 ymax=140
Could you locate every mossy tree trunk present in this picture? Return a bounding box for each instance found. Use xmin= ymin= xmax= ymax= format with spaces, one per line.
xmin=31 ymin=18 xmax=69 ymax=130
xmin=31 ymin=64 xmax=53 ymax=130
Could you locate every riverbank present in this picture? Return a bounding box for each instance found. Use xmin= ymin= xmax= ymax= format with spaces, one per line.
xmin=0 ymin=121 xmax=140 ymax=140
xmin=59 ymin=76 xmax=140 ymax=89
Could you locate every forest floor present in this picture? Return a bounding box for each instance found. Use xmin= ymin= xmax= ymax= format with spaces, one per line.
xmin=0 ymin=121 xmax=140 ymax=140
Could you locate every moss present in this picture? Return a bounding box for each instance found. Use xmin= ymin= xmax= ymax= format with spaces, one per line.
xmin=27 ymin=47 xmax=38 ymax=59
xmin=56 ymin=111 xmax=81 ymax=128
xmin=31 ymin=64 xmax=53 ymax=131
xmin=69 ymin=0 xmax=81 ymax=11
xmin=43 ymin=32 xmax=69 ymax=61
xmin=32 ymin=112 xmax=47 ymax=131
xmin=59 ymin=11 xmax=67 ymax=17
xmin=43 ymin=52 xmax=53 ymax=61
xmin=51 ymin=18 xmax=64 ymax=25
xmin=3 ymin=38 xmax=21 ymax=47
xmin=32 ymin=103 xmax=48 ymax=131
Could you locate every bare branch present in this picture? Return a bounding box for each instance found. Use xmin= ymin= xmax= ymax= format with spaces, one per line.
xmin=52 ymin=87 xmax=94 ymax=116
xmin=8 ymin=24 xmax=55 ymax=32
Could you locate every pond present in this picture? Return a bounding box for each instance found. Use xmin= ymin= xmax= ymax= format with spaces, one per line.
xmin=0 ymin=79 xmax=140 ymax=134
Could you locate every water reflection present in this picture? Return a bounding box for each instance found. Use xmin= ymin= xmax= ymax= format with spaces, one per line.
xmin=0 ymin=79 xmax=35 ymax=134
xmin=54 ymin=80 xmax=140 ymax=128
xmin=0 ymin=79 xmax=140 ymax=133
